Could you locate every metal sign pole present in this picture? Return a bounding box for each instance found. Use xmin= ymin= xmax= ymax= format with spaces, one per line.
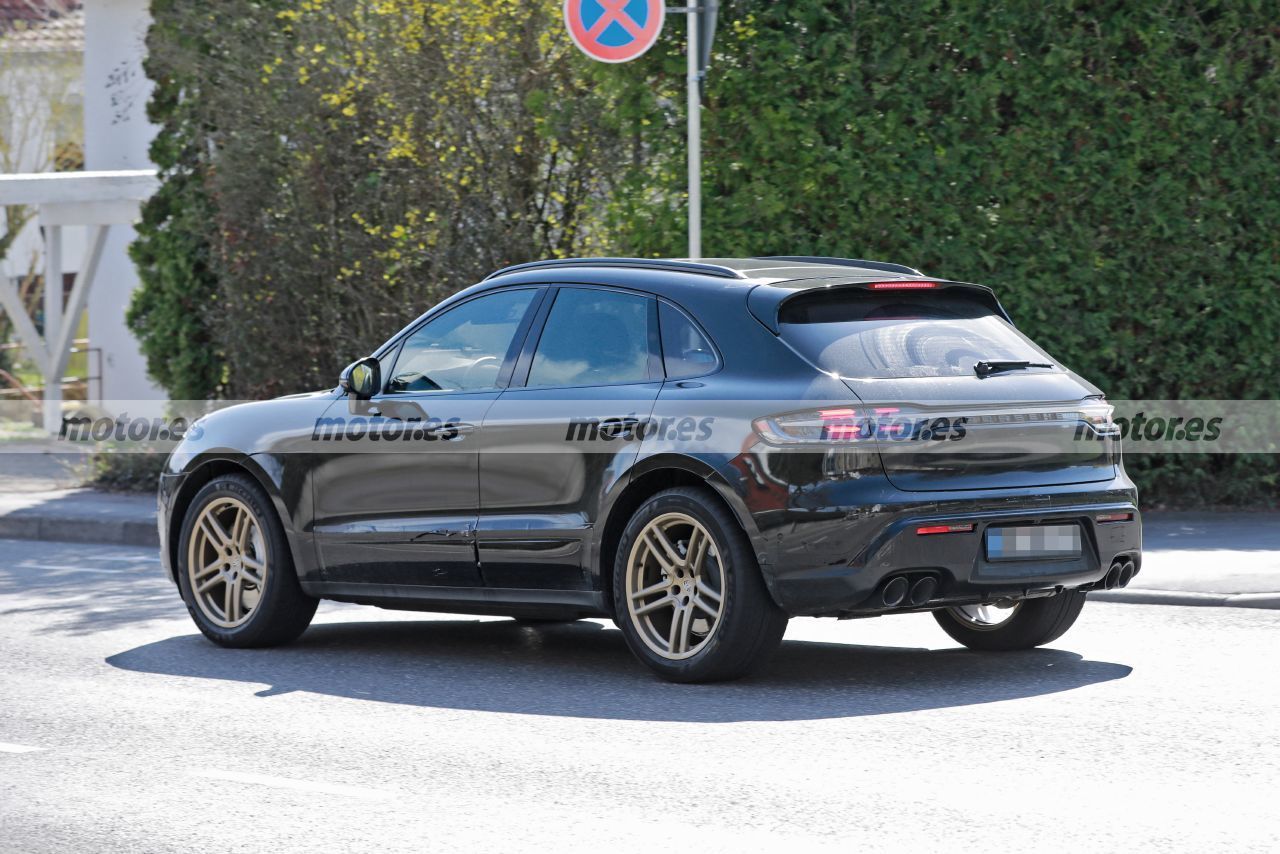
xmin=567 ymin=1 xmax=713 ymax=259
xmin=686 ymin=7 xmax=701 ymax=260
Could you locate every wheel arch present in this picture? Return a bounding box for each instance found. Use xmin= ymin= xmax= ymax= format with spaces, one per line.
xmin=595 ymin=454 xmax=773 ymax=614
xmin=166 ymin=453 xmax=300 ymax=585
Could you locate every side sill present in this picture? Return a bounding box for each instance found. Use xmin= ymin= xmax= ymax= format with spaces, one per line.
xmin=303 ymin=581 xmax=611 ymax=619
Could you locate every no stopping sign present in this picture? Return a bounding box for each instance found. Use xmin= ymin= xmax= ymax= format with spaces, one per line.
xmin=564 ymin=0 xmax=665 ymax=63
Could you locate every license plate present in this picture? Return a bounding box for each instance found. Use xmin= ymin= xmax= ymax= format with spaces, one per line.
xmin=986 ymin=524 xmax=1081 ymax=561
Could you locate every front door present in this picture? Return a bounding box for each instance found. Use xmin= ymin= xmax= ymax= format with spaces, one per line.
xmin=311 ymin=287 xmax=543 ymax=588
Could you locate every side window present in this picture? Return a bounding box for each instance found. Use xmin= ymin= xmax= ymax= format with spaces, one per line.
xmin=659 ymin=302 xmax=717 ymax=379
xmin=387 ymin=289 xmax=536 ymax=393
xmin=527 ymin=288 xmax=653 ymax=387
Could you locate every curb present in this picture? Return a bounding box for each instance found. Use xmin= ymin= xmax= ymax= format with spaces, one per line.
xmin=0 ymin=515 xmax=158 ymax=549
xmin=1090 ymin=588 xmax=1280 ymax=610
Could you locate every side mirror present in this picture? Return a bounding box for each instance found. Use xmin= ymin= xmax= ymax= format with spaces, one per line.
xmin=339 ymin=357 xmax=381 ymax=400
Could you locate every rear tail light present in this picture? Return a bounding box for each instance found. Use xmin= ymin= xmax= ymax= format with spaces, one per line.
xmin=917 ymin=523 xmax=976 ymax=535
xmin=753 ymin=405 xmax=951 ymax=445
xmin=1078 ymin=402 xmax=1119 ymax=434
xmin=869 ymin=281 xmax=938 ymax=290
xmin=753 ymin=407 xmax=873 ymax=444
xmin=1095 ymin=512 xmax=1134 ymax=523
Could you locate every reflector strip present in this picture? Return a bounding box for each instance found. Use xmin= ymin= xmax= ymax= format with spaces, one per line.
xmin=1095 ymin=512 xmax=1134 ymax=523
xmin=917 ymin=523 xmax=976 ymax=535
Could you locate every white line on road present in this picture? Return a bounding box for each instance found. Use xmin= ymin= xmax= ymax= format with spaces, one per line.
xmin=96 ymin=555 xmax=161 ymax=563
xmin=191 ymin=769 xmax=397 ymax=800
xmin=0 ymin=742 xmax=43 ymax=754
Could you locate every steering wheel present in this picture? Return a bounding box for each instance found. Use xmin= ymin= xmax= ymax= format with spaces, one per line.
xmin=389 ymin=371 xmax=442 ymax=393
xmin=460 ymin=355 xmax=500 ymax=387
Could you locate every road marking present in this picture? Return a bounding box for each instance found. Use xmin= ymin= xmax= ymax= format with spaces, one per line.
xmin=191 ymin=769 xmax=396 ymax=800
xmin=0 ymin=742 xmax=43 ymax=754
xmin=97 ymin=555 xmax=161 ymax=563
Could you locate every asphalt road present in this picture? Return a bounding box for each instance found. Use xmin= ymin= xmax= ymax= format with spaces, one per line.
xmin=1 ymin=538 xmax=1278 ymax=853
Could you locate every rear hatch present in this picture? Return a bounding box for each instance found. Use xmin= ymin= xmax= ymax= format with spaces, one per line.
xmin=775 ymin=282 xmax=1117 ymax=492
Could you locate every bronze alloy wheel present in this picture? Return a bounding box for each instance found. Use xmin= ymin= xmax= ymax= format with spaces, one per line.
xmin=625 ymin=511 xmax=726 ymax=660
xmin=186 ymin=496 xmax=268 ymax=629
xmin=946 ymin=601 xmax=1022 ymax=631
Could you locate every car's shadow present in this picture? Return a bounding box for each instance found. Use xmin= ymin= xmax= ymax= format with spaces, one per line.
xmin=106 ymin=619 xmax=1132 ymax=722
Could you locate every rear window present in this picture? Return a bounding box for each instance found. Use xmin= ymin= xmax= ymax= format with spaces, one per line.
xmin=778 ymin=288 xmax=1057 ymax=379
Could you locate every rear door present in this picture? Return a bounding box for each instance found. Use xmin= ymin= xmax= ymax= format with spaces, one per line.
xmin=478 ymin=286 xmax=662 ymax=590
xmin=775 ymin=284 xmax=1117 ymax=491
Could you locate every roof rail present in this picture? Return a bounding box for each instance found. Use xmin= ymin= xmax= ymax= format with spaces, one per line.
xmin=484 ymin=257 xmax=746 ymax=281
xmin=754 ymin=255 xmax=924 ymax=276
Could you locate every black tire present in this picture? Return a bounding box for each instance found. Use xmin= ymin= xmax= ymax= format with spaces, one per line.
xmin=177 ymin=473 xmax=318 ymax=648
xmin=932 ymin=591 xmax=1087 ymax=651
xmin=612 ymin=486 xmax=787 ymax=683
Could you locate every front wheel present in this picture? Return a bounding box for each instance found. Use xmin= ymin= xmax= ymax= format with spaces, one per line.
xmin=613 ymin=487 xmax=787 ymax=683
xmin=932 ymin=590 xmax=1087 ymax=651
xmin=177 ymin=474 xmax=318 ymax=648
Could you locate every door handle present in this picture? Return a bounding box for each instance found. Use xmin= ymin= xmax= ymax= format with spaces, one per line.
xmin=425 ymin=422 xmax=476 ymax=439
xmin=675 ymin=381 xmax=704 ymax=389
xmin=598 ymin=417 xmax=641 ymax=438
xmin=367 ymin=406 xmax=382 ymax=417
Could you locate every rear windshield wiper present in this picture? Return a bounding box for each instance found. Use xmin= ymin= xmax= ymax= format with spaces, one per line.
xmin=974 ymin=359 xmax=1054 ymax=377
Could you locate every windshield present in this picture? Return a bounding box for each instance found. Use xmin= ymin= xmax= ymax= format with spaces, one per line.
xmin=778 ymin=288 xmax=1058 ymax=379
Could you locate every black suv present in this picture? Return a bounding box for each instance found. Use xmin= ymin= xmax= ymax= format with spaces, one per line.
xmin=159 ymin=257 xmax=1141 ymax=682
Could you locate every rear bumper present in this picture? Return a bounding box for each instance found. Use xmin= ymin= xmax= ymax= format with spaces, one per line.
xmin=758 ymin=478 xmax=1141 ymax=617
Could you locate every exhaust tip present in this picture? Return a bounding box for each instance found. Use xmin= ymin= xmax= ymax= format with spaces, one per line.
xmin=1104 ymin=565 xmax=1122 ymax=590
xmin=908 ymin=576 xmax=938 ymax=607
xmin=881 ymin=577 xmax=909 ymax=608
xmin=1117 ymin=561 xmax=1136 ymax=588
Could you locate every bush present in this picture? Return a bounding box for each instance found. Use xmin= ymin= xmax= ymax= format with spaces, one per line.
xmin=608 ymin=0 xmax=1280 ymax=506
xmin=132 ymin=1 xmax=1279 ymax=505
xmin=86 ymin=449 xmax=168 ymax=493
xmin=131 ymin=0 xmax=622 ymax=399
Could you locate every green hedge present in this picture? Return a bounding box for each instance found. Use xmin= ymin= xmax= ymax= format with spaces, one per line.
xmin=609 ymin=0 xmax=1280 ymax=506
xmin=131 ymin=0 xmax=1279 ymax=505
xmin=131 ymin=0 xmax=621 ymax=399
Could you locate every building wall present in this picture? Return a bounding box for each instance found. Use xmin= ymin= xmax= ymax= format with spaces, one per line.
xmin=83 ymin=0 xmax=161 ymax=401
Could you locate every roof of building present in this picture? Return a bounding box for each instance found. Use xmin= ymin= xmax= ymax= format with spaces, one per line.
xmin=0 ymin=2 xmax=81 ymax=53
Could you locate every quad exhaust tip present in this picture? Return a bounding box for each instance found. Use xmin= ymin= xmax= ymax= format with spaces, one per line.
xmin=1117 ymin=559 xmax=1136 ymax=587
xmin=1102 ymin=558 xmax=1138 ymax=590
xmin=879 ymin=575 xmax=939 ymax=608
xmin=909 ymin=576 xmax=938 ymax=606
xmin=881 ymin=577 xmax=909 ymax=608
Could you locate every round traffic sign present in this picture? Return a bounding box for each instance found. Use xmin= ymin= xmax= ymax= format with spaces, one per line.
xmin=563 ymin=0 xmax=665 ymax=64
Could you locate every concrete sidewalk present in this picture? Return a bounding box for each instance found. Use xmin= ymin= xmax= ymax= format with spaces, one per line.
xmin=0 ymin=445 xmax=158 ymax=547
xmin=1091 ymin=513 xmax=1280 ymax=609
xmin=0 ymin=471 xmax=1276 ymax=608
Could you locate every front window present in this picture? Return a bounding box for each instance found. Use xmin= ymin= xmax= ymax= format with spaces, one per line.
xmin=387 ymin=289 xmax=536 ymax=393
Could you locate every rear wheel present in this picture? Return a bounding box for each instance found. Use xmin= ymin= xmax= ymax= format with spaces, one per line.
xmin=177 ymin=474 xmax=317 ymax=647
xmin=613 ymin=487 xmax=787 ymax=683
xmin=933 ymin=591 xmax=1086 ymax=651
